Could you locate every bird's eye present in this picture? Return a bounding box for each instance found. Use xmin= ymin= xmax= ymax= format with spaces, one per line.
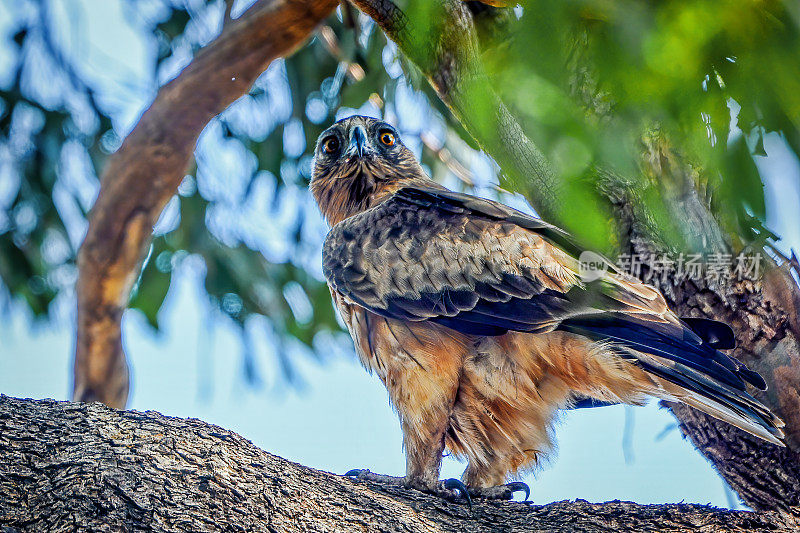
xmin=379 ymin=131 xmax=395 ymax=146
xmin=322 ymin=136 xmax=339 ymax=154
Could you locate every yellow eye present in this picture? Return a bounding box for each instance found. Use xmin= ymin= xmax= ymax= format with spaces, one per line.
xmin=323 ymin=136 xmax=339 ymax=154
xmin=379 ymin=131 xmax=395 ymax=146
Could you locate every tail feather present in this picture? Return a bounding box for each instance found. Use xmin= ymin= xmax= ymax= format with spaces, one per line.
xmin=558 ymin=313 xmax=785 ymax=445
xmin=635 ymin=350 xmax=785 ymax=444
xmin=659 ymin=378 xmax=785 ymax=446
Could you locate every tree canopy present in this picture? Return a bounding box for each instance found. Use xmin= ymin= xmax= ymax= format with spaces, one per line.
xmin=2 ymin=0 xmax=799 ymax=383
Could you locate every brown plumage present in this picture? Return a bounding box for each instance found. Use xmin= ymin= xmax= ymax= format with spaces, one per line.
xmin=311 ymin=115 xmax=784 ymax=496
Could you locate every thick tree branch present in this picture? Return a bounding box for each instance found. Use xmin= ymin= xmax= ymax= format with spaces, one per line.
xmin=659 ymin=267 xmax=800 ymax=513
xmin=1 ymin=395 xmax=796 ymax=532
xmin=74 ymin=0 xmax=339 ymax=408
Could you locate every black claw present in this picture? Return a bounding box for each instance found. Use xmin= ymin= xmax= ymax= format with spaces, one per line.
xmin=443 ymin=478 xmax=472 ymax=508
xmin=344 ymin=468 xmax=368 ymax=478
xmin=505 ymin=481 xmax=530 ymax=501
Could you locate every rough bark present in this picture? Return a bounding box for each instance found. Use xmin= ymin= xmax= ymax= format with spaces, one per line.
xmin=73 ymin=0 xmax=339 ymax=408
xmin=352 ymin=0 xmax=800 ymax=515
xmin=611 ymin=141 xmax=800 ymax=513
xmin=659 ymin=271 xmax=800 ymax=513
xmin=0 ymin=395 xmax=796 ymax=533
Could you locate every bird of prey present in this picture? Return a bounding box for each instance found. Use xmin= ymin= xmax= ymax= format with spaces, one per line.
xmin=310 ymin=115 xmax=784 ymax=501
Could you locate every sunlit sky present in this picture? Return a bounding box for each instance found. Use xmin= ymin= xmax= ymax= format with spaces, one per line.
xmin=2 ymin=0 xmax=800 ymax=508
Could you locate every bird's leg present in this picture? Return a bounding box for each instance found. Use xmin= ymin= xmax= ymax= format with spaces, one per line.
xmin=402 ymin=414 xmax=447 ymax=491
xmin=343 ymin=317 xmax=470 ymax=503
xmin=404 ymin=424 xmax=470 ymax=503
xmin=395 ymin=362 xmax=471 ymax=503
xmin=343 ymin=421 xmax=471 ymax=504
xmin=343 ymin=433 xmax=470 ymax=504
xmin=344 ymin=407 xmax=470 ymax=503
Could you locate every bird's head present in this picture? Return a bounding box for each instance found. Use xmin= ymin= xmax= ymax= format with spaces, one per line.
xmin=310 ymin=115 xmax=427 ymax=225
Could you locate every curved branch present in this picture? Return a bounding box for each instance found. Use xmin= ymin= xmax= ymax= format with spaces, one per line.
xmin=1 ymin=395 xmax=796 ymax=532
xmin=73 ymin=0 xmax=339 ymax=408
xmin=351 ymin=0 xmax=563 ymax=224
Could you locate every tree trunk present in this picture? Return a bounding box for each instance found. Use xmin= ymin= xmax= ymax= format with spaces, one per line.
xmin=0 ymin=395 xmax=796 ymax=532
xmin=609 ymin=144 xmax=800 ymax=513
xmin=73 ymin=0 xmax=339 ymax=409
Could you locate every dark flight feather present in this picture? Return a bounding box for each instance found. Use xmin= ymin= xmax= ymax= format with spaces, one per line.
xmin=555 ymin=314 xmax=764 ymax=392
xmin=681 ymin=317 xmax=737 ymax=350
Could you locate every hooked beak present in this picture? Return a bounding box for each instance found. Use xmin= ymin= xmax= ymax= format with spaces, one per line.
xmin=347 ymin=125 xmax=368 ymax=158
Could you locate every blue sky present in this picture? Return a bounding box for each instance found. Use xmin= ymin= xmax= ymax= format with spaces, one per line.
xmin=3 ymin=0 xmax=799 ymax=508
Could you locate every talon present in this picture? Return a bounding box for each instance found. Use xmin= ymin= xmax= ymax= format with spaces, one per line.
xmin=505 ymin=481 xmax=530 ymax=501
xmin=344 ymin=468 xmax=369 ymax=478
xmin=442 ymin=478 xmax=472 ymax=508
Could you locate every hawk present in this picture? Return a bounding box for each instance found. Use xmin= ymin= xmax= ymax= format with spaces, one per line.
xmin=310 ymin=115 xmax=784 ymax=501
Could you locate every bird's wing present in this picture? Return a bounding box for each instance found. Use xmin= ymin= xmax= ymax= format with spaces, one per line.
xmin=323 ymin=185 xmax=783 ymax=442
xmin=325 ymin=185 xmax=599 ymax=332
xmin=326 ymin=185 xmax=669 ymax=334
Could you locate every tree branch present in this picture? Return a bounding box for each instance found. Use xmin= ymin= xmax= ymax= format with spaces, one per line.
xmin=350 ymin=0 xmax=563 ymax=224
xmin=73 ymin=0 xmax=339 ymax=408
xmin=1 ymin=395 xmax=796 ymax=532
xmin=223 ymin=0 xmax=234 ymax=28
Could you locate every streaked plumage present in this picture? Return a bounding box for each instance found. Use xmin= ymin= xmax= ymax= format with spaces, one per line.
xmin=311 ymin=115 xmax=784 ymax=494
